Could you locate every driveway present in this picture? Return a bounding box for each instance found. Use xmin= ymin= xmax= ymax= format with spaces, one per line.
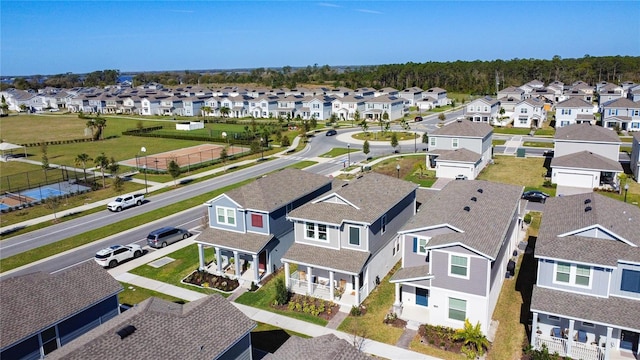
xmin=556 ymin=185 xmax=592 ymax=197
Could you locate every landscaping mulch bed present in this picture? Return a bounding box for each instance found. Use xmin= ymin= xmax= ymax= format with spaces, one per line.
xmin=418 ymin=324 xmax=464 ymax=353
xmin=271 ymin=294 xmax=339 ymax=321
xmin=182 ymin=270 xmax=239 ymax=292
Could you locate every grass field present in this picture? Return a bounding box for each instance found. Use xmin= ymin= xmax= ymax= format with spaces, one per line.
xmin=477 ymin=156 xmax=552 ymax=194
xmin=118 ymin=282 xmax=183 ymax=305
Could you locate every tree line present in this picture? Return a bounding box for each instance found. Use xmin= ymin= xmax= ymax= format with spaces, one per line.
xmin=4 ymin=56 xmax=639 ymax=95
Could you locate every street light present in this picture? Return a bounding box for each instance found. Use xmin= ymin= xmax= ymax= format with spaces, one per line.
xmin=396 ymin=164 xmax=400 ymax=178
xmin=260 ymin=137 xmax=264 ymax=160
xmin=624 ymin=183 xmax=629 ymax=203
xmin=347 ymin=143 xmax=350 ymax=167
xmin=141 ymin=147 xmax=148 ymax=194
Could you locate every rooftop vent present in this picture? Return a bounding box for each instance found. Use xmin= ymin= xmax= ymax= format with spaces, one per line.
xmin=471 ymin=197 xmax=477 ymax=202
xmin=116 ymin=325 xmax=137 ymax=340
xmin=585 ymin=206 xmax=592 ymax=212
xmin=584 ymin=199 xmax=591 ymax=204
xmin=477 ymin=188 xmax=484 ymax=194
xmin=463 ymin=206 xmax=471 ymax=212
xmin=342 ymin=183 xmax=349 ymax=187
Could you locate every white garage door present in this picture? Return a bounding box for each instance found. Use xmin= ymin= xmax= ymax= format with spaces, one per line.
xmin=557 ymin=172 xmax=594 ymax=188
xmin=437 ymin=164 xmax=473 ymax=179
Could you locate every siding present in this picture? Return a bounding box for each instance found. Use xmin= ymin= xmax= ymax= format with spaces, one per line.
xmin=209 ymin=197 xmax=244 ymax=232
xmin=555 ymin=141 xmax=619 ymax=162
xmin=431 ymin=247 xmax=487 ymax=296
xmin=610 ymin=263 xmax=640 ymax=299
xmin=215 ymin=333 xmax=252 ymax=360
xmin=367 ymin=192 xmax=416 ymax=255
xmin=403 ymin=227 xmax=457 ymax=268
xmin=246 ymin=211 xmax=268 ymax=234
xmin=537 ymin=259 xmax=611 ymax=296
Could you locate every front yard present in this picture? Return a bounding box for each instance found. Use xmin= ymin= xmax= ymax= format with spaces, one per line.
xmin=477 ymin=156 xmax=554 ymax=195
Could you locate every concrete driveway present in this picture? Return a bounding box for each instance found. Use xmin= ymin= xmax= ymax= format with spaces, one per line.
xmin=556 ymin=185 xmax=592 ymax=196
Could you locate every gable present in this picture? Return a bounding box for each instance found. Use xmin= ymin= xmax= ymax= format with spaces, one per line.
xmin=559 ymin=225 xmax=636 ymax=246
xmin=312 ymin=193 xmax=359 ymax=209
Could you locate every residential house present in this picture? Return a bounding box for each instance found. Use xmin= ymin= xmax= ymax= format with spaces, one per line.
xmin=276 ymin=95 xmax=304 ymax=119
xmin=222 ymin=94 xmax=250 ymax=118
xmin=140 ymin=97 xmax=162 ymax=116
xmin=263 ymin=334 xmax=371 ymax=360
xmin=600 ymin=98 xmax=640 ymax=132
xmin=497 ymin=86 xmax=525 ymax=101
xmin=398 ymin=87 xmax=423 ymax=106
xmin=196 ymin=169 xmax=333 ymax=285
xmin=283 ymin=173 xmax=419 ymax=306
xmin=325 ymin=87 xmax=353 ymax=98
xmin=426 ymin=119 xmax=493 ymax=180
xmin=354 ymin=87 xmax=376 ymax=98
xmin=421 ymin=87 xmax=450 ymax=109
xmin=513 ymin=98 xmax=546 ymax=128
xmin=520 ymin=80 xmax=545 ymax=95
xmin=301 ymin=95 xmax=333 ymax=121
xmin=363 ymin=95 xmax=404 ymax=121
xmin=548 ymin=81 xmax=565 ymax=102
xmin=332 ymin=95 xmax=366 ymax=122
xmin=249 ymin=95 xmax=278 ymax=119
xmin=598 ymin=83 xmax=624 ymax=106
xmin=391 ymin=180 xmax=523 ymax=335
xmin=48 ymin=295 xmax=256 ymax=360
xmin=554 ymin=98 xmax=595 ymax=127
xmin=631 ymin=132 xmax=640 ymax=183
xmin=375 ymin=87 xmax=400 ymax=98
xmin=465 ymin=97 xmax=500 ymax=124
xmin=551 ymin=123 xmax=623 ymax=193
xmin=0 ymin=262 xmax=122 ymax=359
xmin=566 ymin=81 xmax=595 ymax=103
xmin=530 ymin=193 xmax=640 ymax=360
xmin=181 ymin=96 xmax=205 ymax=117
xmin=629 ymin=85 xmax=640 ymax=102
xmin=621 ymin=81 xmax=637 ymax=98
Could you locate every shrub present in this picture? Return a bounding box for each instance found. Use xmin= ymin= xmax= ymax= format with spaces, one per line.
xmin=524 ymin=213 xmax=532 ymax=224
xmin=274 ymin=277 xmax=290 ymax=305
xmin=350 ymin=305 xmax=362 ymax=316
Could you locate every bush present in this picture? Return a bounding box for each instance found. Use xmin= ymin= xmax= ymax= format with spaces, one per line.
xmin=274 ymin=277 xmax=290 ymax=305
xmin=350 ymin=305 xmax=362 ymax=316
xmin=524 ymin=213 xmax=532 ymax=224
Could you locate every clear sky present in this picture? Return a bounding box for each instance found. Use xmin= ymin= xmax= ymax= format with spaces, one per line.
xmin=1 ymin=1 xmax=639 ymax=76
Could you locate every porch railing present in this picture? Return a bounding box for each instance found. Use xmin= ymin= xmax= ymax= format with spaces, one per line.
xmin=535 ymin=336 xmax=604 ymax=360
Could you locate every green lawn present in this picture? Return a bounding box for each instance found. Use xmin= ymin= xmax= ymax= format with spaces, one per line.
xmin=351 ymin=131 xmax=417 ymax=142
xmin=522 ymin=142 xmax=553 ymax=148
xmin=477 ymin=156 xmax=554 ymax=195
xmin=319 ymin=147 xmax=357 ymax=158
xmin=492 ymin=128 xmax=531 ymax=135
xmin=286 ymin=160 xmax=318 ymax=169
xmin=118 ymin=282 xmax=183 ymax=305
xmin=492 ymin=139 xmax=506 ymax=146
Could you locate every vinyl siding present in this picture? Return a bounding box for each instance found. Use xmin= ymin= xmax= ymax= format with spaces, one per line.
xmin=555 ymin=141 xmax=620 ymax=162
xmin=610 ymin=263 xmax=640 ymax=299
xmin=537 ymin=259 xmax=611 ymax=296
xmin=431 ymin=247 xmax=487 ymax=296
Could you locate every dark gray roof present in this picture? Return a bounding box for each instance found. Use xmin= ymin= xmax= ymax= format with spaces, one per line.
xmin=48 ymin=295 xmax=256 ymax=360
xmin=535 ymin=193 xmax=640 ymax=266
xmin=601 ymin=97 xmax=640 ymax=109
xmin=551 ymin=151 xmax=623 ymax=172
xmin=433 ymin=148 xmax=481 ymax=163
xmin=197 ymin=226 xmax=273 ymax=254
xmin=554 ymin=123 xmax=620 ymax=143
xmin=264 ymin=334 xmax=371 ymax=360
xmin=0 ymin=262 xmax=123 ymax=349
xmin=282 ymin=243 xmax=370 ymax=274
xmin=389 ymin=265 xmax=431 ymax=283
xmin=288 ymin=172 xmax=418 ymax=225
xmin=416 ymin=188 xmax=439 ymax=210
xmin=531 ymin=286 xmax=640 ymax=331
xmin=222 ymin=169 xmax=332 ymax=212
xmin=399 ymin=180 xmax=522 ymax=259
xmin=430 ymin=120 xmax=493 ymax=138
xmin=556 ymin=97 xmax=593 ymax=108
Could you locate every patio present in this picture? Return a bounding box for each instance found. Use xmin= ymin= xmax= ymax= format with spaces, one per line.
xmin=287 ymin=270 xmax=361 ymax=307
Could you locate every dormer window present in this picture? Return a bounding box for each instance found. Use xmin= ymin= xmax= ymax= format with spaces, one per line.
xmin=216 ymin=206 xmax=236 ymax=226
xmin=305 ymin=222 xmax=328 ymax=242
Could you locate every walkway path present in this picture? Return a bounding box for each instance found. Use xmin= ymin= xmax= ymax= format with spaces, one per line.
xmin=503 ymin=135 xmax=523 ymax=155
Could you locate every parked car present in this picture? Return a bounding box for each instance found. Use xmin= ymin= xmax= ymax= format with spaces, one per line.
xmin=147 ymin=227 xmax=191 ymax=248
xmin=326 ymin=129 xmax=337 ymax=136
xmin=522 ymin=190 xmax=549 ymax=203
xmin=455 ymin=174 xmax=468 ymax=180
xmin=95 ymin=244 xmax=142 ymax=268
xmin=414 ymin=116 xmax=423 ymax=122
xmin=107 ymin=193 xmax=145 ymax=212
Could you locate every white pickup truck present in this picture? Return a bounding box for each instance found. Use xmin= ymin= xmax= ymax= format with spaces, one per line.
xmin=107 ymin=193 xmax=144 ymax=212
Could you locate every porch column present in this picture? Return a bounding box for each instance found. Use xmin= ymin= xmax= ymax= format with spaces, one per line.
xmin=284 ymin=262 xmax=290 ymax=289
xmin=394 ymin=283 xmax=401 ymax=306
xmin=233 ymin=251 xmax=240 ymax=279
xmin=354 ymin=275 xmax=361 ymax=305
xmin=604 ymin=326 xmax=613 ymax=360
xmin=197 ymin=243 xmax=205 ymax=271
xmin=530 ymin=312 xmax=539 ymax=347
xmin=329 ymin=271 xmax=335 ymax=301
xmin=215 ymin=247 xmax=222 ymax=274
xmin=307 ymin=266 xmax=313 ymax=295
xmin=566 ymin=319 xmax=575 ymax=357
xmin=252 ymin=254 xmax=259 ymax=283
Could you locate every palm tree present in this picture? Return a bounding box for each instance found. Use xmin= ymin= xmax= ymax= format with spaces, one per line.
xmin=86 ymin=119 xmax=96 ymax=139
xmin=74 ymin=153 xmax=92 ymax=185
xmin=360 ymin=120 xmax=369 ymax=134
xmin=220 ymin=106 xmax=230 ymax=118
xmin=93 ymin=117 xmax=107 ymax=140
xmin=201 ymin=105 xmax=211 ymax=120
xmin=454 ymin=319 xmax=490 ymax=358
xmin=353 ymin=110 xmax=360 ymax=127
xmin=94 ymin=152 xmax=109 ymax=188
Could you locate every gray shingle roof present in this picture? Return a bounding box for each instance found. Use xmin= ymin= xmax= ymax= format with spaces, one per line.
xmin=288 ymin=172 xmax=418 ymax=225
xmin=554 ymin=123 xmax=620 ymax=143
xmin=430 ymin=120 xmax=493 ymax=138
xmin=283 ymin=243 xmax=370 ymax=274
xmin=197 ymin=227 xmax=273 ymax=253
xmin=551 ymin=151 xmax=623 ymax=172
xmin=399 ymin=180 xmax=522 ymax=259
xmin=531 ymin=286 xmax=640 ymax=331
xmin=48 ymin=295 xmax=256 ymax=360
xmin=222 ymin=169 xmax=332 ymax=212
xmin=534 ymin=192 xmax=640 ymax=266
xmin=601 ymin=97 xmax=640 ymax=109
xmin=0 ymin=262 xmax=123 ymax=349
xmin=433 ymin=148 xmax=481 ymax=163
xmin=556 ymin=97 xmax=593 ymax=108
xmin=389 ymin=265 xmax=431 ymax=283
xmin=264 ymin=334 xmax=371 ymax=360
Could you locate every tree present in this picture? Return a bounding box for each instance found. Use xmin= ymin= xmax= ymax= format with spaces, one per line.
xmin=281 ymin=135 xmax=291 ymax=147
xmin=390 ymin=132 xmax=399 ymax=151
xmin=363 ymin=140 xmax=370 ymax=156
xmin=112 ymin=176 xmax=124 ymax=192
xmin=40 ymin=143 xmax=49 ymax=170
xmin=379 ymin=118 xmax=385 ymax=132
xmin=353 ymin=110 xmax=360 ymax=127
xmin=108 ymin=156 xmax=119 ymax=177
xmin=220 ymin=106 xmax=230 ymax=118
xmin=274 ymin=277 xmax=290 ymax=305
xmin=250 ymin=140 xmax=261 ymax=154
xmin=94 ymin=152 xmax=109 ymax=188
xmin=422 ymin=133 xmax=428 ymax=144
xmin=360 ymin=120 xmax=369 ymax=134
xmin=438 ymin=113 xmax=446 ymax=121
xmin=74 ymin=153 xmax=92 ymax=185
xmin=93 ymin=117 xmax=107 ymax=140
xmin=44 ymin=196 xmax=62 ymax=223
xmin=167 ymin=159 xmax=181 ymax=186
xmin=382 ymin=111 xmax=389 ymax=121
xmin=219 ymin=146 xmax=229 ymax=171
xmin=454 ymin=319 xmax=490 ymax=359
xmin=309 ymin=115 xmax=318 ymax=130
xmin=200 ymin=105 xmax=211 ymax=120
xmin=0 ymin=95 xmax=9 ymax=116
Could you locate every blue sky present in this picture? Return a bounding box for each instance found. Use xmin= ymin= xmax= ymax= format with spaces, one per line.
xmin=1 ymin=1 xmax=639 ymax=76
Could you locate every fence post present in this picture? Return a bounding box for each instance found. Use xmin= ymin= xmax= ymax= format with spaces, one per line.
xmin=26 ymin=171 xmax=30 ymax=190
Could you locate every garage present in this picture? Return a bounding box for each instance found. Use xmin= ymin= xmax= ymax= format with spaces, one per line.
xmin=436 ymin=163 xmax=474 ymax=180
xmin=556 ymin=172 xmax=595 ymax=188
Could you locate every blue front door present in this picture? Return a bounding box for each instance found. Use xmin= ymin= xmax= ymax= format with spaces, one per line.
xmin=620 ymin=330 xmax=639 ymax=352
xmin=416 ymin=288 xmax=428 ymax=306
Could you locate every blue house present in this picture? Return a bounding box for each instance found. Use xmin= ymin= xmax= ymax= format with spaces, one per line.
xmin=195 ymin=168 xmax=333 ymax=285
xmin=0 ymin=262 xmax=122 ymax=359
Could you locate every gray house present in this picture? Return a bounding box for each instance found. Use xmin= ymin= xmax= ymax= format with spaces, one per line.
xmin=48 ymin=295 xmax=256 ymax=360
xmin=283 ymin=172 xmax=418 ymax=306
xmin=391 ymin=181 xmax=523 ymax=335
xmin=530 ymin=193 xmax=640 ymax=360
xmin=600 ymin=97 xmax=640 ymax=132
xmin=427 ymin=119 xmax=493 ymax=180
xmin=0 ymin=262 xmax=122 ymax=359
xmin=632 ymin=132 xmax=640 ymax=183
xmin=196 ymin=168 xmax=333 ymax=285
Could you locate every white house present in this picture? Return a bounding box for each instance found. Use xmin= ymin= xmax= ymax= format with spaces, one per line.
xmin=513 ymin=98 xmax=546 ymax=128
xmin=554 ymin=98 xmax=594 ymax=127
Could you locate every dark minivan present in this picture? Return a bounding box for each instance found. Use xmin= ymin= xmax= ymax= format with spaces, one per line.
xmin=147 ymin=227 xmax=191 ymax=248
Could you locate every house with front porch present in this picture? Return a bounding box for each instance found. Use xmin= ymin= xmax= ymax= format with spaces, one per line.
xmin=422 ymin=87 xmax=450 ymax=108
xmin=398 ymin=87 xmax=423 ymax=106
xmin=363 ymin=95 xmax=404 ymax=121
xmin=465 ymin=97 xmax=500 ymax=124
xmin=555 ymin=97 xmax=595 ymax=127
xmin=426 ymin=119 xmax=493 ymax=180
xmin=390 ymin=180 xmax=523 ymax=335
xmin=140 ymin=97 xmax=162 ymax=116
xmin=551 ymin=123 xmax=623 ymax=193
xmin=331 ymin=95 xmax=366 ymax=122
xmin=195 ymin=169 xmax=333 ymax=286
xmin=498 ymin=86 xmax=525 ymax=101
xmin=248 ymin=95 xmax=278 ymax=119
xmin=282 ymin=172 xmax=418 ymax=307
xmin=631 ymin=132 xmax=640 ymax=183
xmin=301 ymin=95 xmax=333 ymax=121
xmin=598 ymin=83 xmax=624 ymax=106
xmin=600 ymin=98 xmax=640 ymax=132
xmin=513 ymin=98 xmax=546 ymax=128
xmin=530 ymin=192 xmax=640 ymax=360
xmin=276 ymin=95 xmax=304 ymax=119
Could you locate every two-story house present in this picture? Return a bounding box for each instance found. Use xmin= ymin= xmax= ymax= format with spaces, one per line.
xmin=426 ymin=119 xmax=493 ymax=180
xmin=398 ymin=87 xmax=423 ymax=106
xmin=598 ymin=83 xmax=624 ymax=106
xmin=551 ymin=123 xmax=623 ymax=193
xmin=332 ymin=95 xmax=366 ymax=122
xmin=0 ymin=262 xmax=122 ymax=359
xmin=195 ymin=169 xmax=333 ymax=285
xmin=513 ymin=98 xmax=547 ymax=128
xmin=530 ymin=193 xmax=640 ymax=360
xmin=419 ymin=87 xmax=450 ymax=110
xmin=249 ymin=95 xmax=279 ymax=119
xmin=600 ymin=98 xmax=640 ymax=132
xmin=301 ymin=95 xmax=333 ymax=121
xmin=282 ymin=173 xmax=418 ymax=306
xmin=391 ymin=180 xmax=523 ymax=335
xmin=632 ymin=132 xmax=640 ymax=183
xmin=497 ymin=86 xmax=525 ymax=101
xmin=48 ymin=295 xmax=256 ymax=360
xmin=554 ymin=97 xmax=595 ymax=127
xmin=465 ymin=97 xmax=500 ymax=124
xmin=363 ymin=95 xmax=404 ymax=121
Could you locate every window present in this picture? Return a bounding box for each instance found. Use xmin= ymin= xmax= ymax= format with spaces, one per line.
xmin=575 ymin=265 xmax=591 ymax=286
xmin=413 ymin=237 xmax=429 ymax=255
xmin=41 ymin=326 xmax=58 ymax=355
xmin=448 ymin=297 xmax=466 ymax=321
xmin=381 ymin=214 xmax=387 ymax=234
xmin=305 ymin=223 xmax=328 ymax=242
xmin=521 ymin=107 xmax=528 ymax=114
xmin=621 ymin=269 xmax=640 ymax=293
xmin=555 ymin=262 xmax=571 ymax=283
xmin=450 ymin=255 xmax=468 ymax=278
xmin=216 ymin=206 xmax=236 ymax=226
xmin=349 ymin=226 xmax=360 ymax=246
xmin=548 ymin=315 xmax=560 ymax=321
xmin=318 ymin=224 xmax=327 ymax=240
xmin=452 ymin=138 xmax=459 ymax=148
xmin=519 ymin=117 xmax=528 ymax=125
xmin=554 ymin=262 xmax=592 ymax=287
xmin=430 ymin=137 xmax=436 ymax=147
xmin=306 ymin=222 xmax=315 ymax=238
xmin=251 ymin=213 xmax=263 ymax=228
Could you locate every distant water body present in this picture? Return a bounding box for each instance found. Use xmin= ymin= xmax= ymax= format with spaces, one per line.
xmin=118 ymin=75 xmax=133 ymax=83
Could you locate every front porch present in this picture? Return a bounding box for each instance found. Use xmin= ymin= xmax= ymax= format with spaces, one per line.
xmin=284 ymin=265 xmax=364 ymax=307
xmin=196 ymin=243 xmax=268 ymax=286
